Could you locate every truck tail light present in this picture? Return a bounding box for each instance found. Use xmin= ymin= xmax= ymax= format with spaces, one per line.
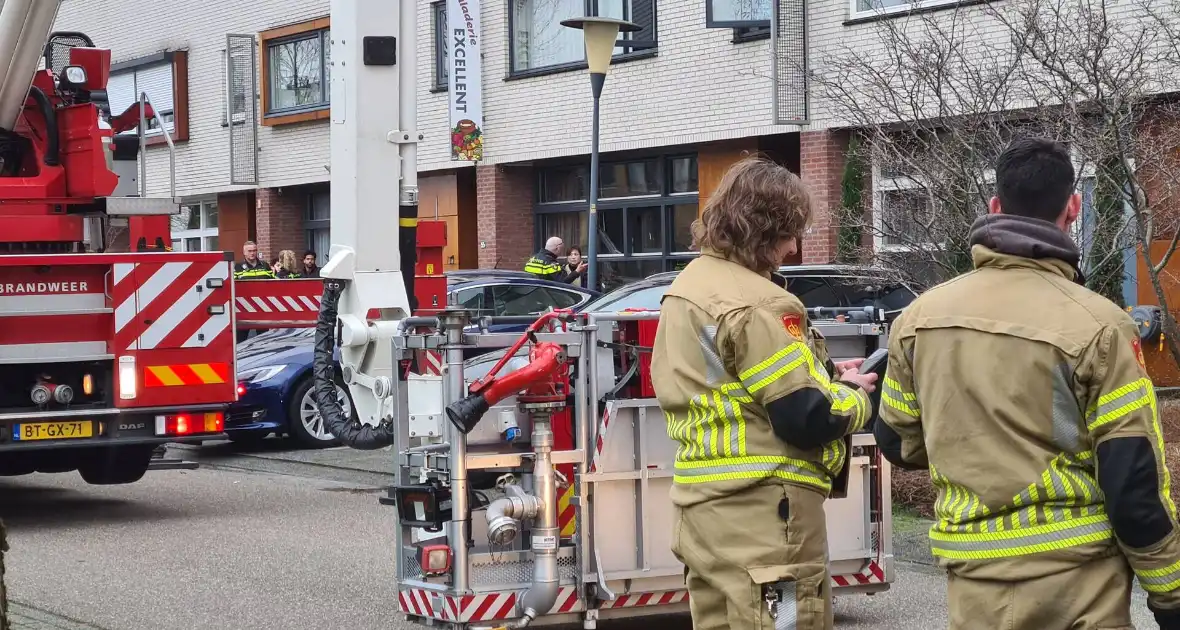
xmin=82 ymin=373 xmax=94 ymax=396
xmin=236 ymin=383 xmax=247 ymax=397
xmin=417 ymin=544 xmax=451 ymax=576
xmin=118 ymin=356 xmax=137 ymax=399
xmin=155 ymin=412 xmax=224 ymax=436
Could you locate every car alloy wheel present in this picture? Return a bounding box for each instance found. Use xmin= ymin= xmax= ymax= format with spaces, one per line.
xmin=299 ymin=383 xmax=350 ymax=442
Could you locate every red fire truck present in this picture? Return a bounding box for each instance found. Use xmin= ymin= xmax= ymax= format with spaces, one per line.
xmin=0 ymin=7 xmax=232 ymax=484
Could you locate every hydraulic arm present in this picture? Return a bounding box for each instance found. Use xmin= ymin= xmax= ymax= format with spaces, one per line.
xmin=314 ymin=0 xmax=419 ymax=449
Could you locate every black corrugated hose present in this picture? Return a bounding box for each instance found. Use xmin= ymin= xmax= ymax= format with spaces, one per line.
xmin=313 ymin=279 xmax=397 ymax=450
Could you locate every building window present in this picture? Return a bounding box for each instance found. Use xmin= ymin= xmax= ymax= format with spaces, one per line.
xmin=850 ymin=0 xmax=959 ymax=20
xmin=535 ymin=154 xmax=698 ymax=290
xmin=170 ymin=200 xmax=220 ymax=252
xmin=307 ymin=190 xmax=331 ymax=266
xmin=509 ymin=0 xmax=657 ymax=76
xmin=706 ymin=0 xmax=772 ymax=27
xmin=260 ymin=18 xmax=331 ymax=126
xmin=732 ymin=25 xmax=771 ymax=43
xmin=871 ymin=137 xmax=1096 ymax=252
xmin=106 ymin=51 xmax=190 ymax=144
xmin=433 ymin=1 xmax=448 ymax=91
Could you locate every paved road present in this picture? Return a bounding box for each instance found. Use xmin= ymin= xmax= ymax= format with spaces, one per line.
xmin=0 ymin=441 xmax=1161 ymax=629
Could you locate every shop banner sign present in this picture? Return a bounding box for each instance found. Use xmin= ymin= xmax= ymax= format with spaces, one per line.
xmin=448 ymin=0 xmax=483 ymax=161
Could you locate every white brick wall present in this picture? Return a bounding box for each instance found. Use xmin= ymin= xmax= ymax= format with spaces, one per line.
xmin=54 ymin=0 xmax=802 ymax=197
xmin=54 ymin=0 xmax=332 ymax=198
xmin=805 ymin=0 xmax=1176 ymax=129
xmin=53 ymin=0 xmax=1177 ymax=197
xmin=417 ymin=0 xmax=799 ymax=169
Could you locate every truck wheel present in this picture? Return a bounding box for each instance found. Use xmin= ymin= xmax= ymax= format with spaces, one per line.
xmin=77 ymin=445 xmax=154 ymax=485
xmin=287 ymin=376 xmax=349 ymax=449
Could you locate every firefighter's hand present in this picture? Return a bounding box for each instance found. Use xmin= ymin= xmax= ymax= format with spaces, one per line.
xmin=840 ymin=367 xmax=878 ymax=393
xmin=834 ymin=358 xmax=863 ymax=377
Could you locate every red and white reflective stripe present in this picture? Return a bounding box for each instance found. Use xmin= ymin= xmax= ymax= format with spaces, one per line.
xmin=600 ymin=590 xmax=689 ymax=609
xmin=550 ymin=586 xmax=581 ymax=614
xmin=458 ymin=591 xmax=517 ymax=622
xmin=448 ymin=586 xmax=580 ymax=622
xmin=831 ymin=561 xmax=886 ymax=587
xmin=397 ymin=589 xmax=435 ymax=618
xmin=588 ymin=403 xmax=614 ymax=473
xmin=234 ymin=294 xmax=321 ymax=314
xmin=423 ymin=350 xmax=443 ymax=375
xmin=113 ymin=261 xmax=232 ymax=351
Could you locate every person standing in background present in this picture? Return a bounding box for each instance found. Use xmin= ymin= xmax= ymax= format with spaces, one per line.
xmin=234 ymin=241 xmax=274 ymax=279
xmin=564 ymin=246 xmax=587 ymax=288
xmin=272 ymin=250 xmax=301 ymax=278
xmin=301 ymin=250 xmax=320 ymax=278
xmin=525 ymin=236 xmax=586 ymax=283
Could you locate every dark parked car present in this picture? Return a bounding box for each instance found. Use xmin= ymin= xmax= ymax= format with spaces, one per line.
xmin=463 ymin=263 xmax=920 ymax=389
xmin=225 ymin=271 xmax=600 ymax=448
xmin=585 ymin=264 xmax=917 ymax=319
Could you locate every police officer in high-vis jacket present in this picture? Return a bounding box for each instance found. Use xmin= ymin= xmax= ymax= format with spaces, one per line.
xmin=234 ymin=240 xmax=275 ymax=280
xmin=650 ymin=156 xmax=878 ymax=630
xmin=876 ymin=137 xmax=1180 ymax=629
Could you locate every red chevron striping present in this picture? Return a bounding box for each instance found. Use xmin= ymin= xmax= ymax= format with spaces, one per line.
xmin=156 ymin=278 xmax=232 ymax=348
xmin=118 ymin=262 xmax=211 ymax=349
xmin=492 ymin=593 xmax=517 ymax=619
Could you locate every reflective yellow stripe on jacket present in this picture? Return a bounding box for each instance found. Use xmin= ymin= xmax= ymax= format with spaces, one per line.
xmin=882 ymin=376 xmax=920 ymax=417
xmin=927 ymin=451 xmax=1114 ymax=560
xmin=524 ymin=257 xmax=562 ymax=276
xmin=235 ymin=267 xmax=275 ymax=279
xmin=666 ymin=337 xmax=868 ymax=495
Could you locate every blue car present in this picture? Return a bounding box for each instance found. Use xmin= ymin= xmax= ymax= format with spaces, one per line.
xmin=225 ymin=271 xmax=600 ymax=448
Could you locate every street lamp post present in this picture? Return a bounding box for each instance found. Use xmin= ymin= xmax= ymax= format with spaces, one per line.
xmin=561 ymin=16 xmax=640 ymax=292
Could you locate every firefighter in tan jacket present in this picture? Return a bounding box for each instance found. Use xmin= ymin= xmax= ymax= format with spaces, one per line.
xmin=651 ymin=157 xmax=878 ymax=630
xmin=876 ymin=137 xmax=1180 ymax=629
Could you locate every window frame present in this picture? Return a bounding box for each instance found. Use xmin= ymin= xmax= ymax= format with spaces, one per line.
xmin=533 ymin=153 xmax=700 ymax=290
xmin=507 ymin=0 xmax=658 ymax=79
xmin=732 ymin=25 xmax=771 ymax=43
xmin=848 ymin=0 xmax=962 ymax=21
xmin=107 ymin=50 xmax=190 ymax=146
xmin=705 ymin=0 xmax=773 ymax=28
xmin=306 ymin=188 xmax=331 ymax=267
xmin=170 ymin=199 xmax=220 ymax=253
xmin=432 ymin=1 xmax=449 ymax=92
xmin=259 ymin=17 xmax=331 ymax=127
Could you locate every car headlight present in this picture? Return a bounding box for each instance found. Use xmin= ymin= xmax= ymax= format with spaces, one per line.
xmin=237 ymin=365 xmax=287 ymax=384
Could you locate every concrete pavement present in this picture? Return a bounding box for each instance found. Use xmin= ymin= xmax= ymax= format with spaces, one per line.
xmin=0 ymin=441 xmax=1163 ymax=629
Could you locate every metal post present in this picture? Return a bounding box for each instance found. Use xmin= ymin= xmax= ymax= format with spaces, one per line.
xmin=586 ymin=73 xmax=605 ymax=292
xmin=441 ymin=310 xmax=470 ymax=593
xmin=138 ymin=92 xmax=147 ymax=198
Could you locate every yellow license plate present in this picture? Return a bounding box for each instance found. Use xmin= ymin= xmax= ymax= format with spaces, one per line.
xmin=13 ymin=421 xmax=94 ymax=441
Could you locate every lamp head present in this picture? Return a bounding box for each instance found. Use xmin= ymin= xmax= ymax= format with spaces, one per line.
xmin=561 ymin=16 xmax=641 ymax=75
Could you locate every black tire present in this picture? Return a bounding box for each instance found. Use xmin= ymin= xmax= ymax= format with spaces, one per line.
xmin=77 ymin=445 xmax=154 ymax=485
xmin=226 ymin=429 xmax=271 ymax=445
xmin=286 ymin=375 xmax=350 ymax=449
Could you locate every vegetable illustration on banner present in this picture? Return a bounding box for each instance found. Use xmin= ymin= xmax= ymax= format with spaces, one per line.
xmin=448 ymin=0 xmax=483 ymax=161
